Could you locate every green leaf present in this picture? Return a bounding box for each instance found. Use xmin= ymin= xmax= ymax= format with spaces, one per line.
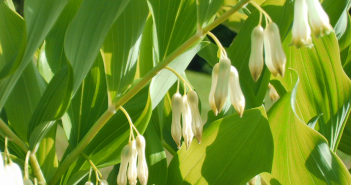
xmin=0 ymin=0 xmax=67 ymax=111
xmin=28 ymin=66 xmax=73 ymax=147
xmin=272 ymin=33 xmax=351 ymax=151
xmin=226 ymin=0 xmax=294 ymax=106
xmin=147 ymin=0 xmax=197 ymax=62
xmin=167 ymin=106 xmax=273 ymax=184
xmin=4 ymin=61 xmax=46 ymax=143
xmin=196 ymin=0 xmax=224 ymax=28
xmin=262 ymin=76 xmax=351 ymax=185
xmin=64 ymin=0 xmax=130 ymax=93
xmin=139 ymin=16 xmax=154 ymax=78
xmin=101 ymin=0 xmax=149 ymax=104
xmin=37 ymin=43 xmax=54 ymax=83
xmin=46 ymin=0 xmax=84 ymax=74
xmin=150 ymin=42 xmax=209 ymax=109
xmin=323 ymin=0 xmax=351 ymax=40
xmin=62 ymin=53 xmax=108 ymax=148
xmin=60 ymin=86 xmax=152 ymax=184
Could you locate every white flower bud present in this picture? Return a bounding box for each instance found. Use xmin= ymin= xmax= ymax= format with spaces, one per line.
xmin=117 ymin=145 xmax=130 ymax=185
xmin=214 ymin=58 xmax=231 ymax=112
xmin=264 ymin=30 xmax=278 ymax=76
xmin=228 ymin=66 xmax=245 ymax=117
xmin=209 ymin=63 xmax=219 ymax=115
xmin=248 ymin=176 xmax=258 ymax=185
xmin=24 ymin=179 xmax=34 ymax=185
xmin=182 ymin=95 xmax=194 ymax=150
xmin=99 ymin=180 xmax=108 ymax=185
xmin=171 ymin=93 xmax=183 ymax=148
xmin=127 ymin=141 xmax=138 ymax=185
xmin=268 ymin=83 xmax=279 ymax=101
xmin=136 ymin=135 xmax=148 ymax=185
xmin=291 ymin=0 xmax=313 ymax=48
xmin=249 ymin=26 xmax=264 ymax=81
xmin=0 ymin=152 xmax=6 ymax=184
xmin=6 ymin=161 xmax=24 ymax=185
xmin=265 ymin=22 xmax=286 ymax=76
xmin=306 ymin=0 xmax=333 ymax=37
xmin=187 ymin=90 xmax=203 ymax=144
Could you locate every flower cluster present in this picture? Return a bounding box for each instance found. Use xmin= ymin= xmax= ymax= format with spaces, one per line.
xmin=249 ymin=22 xmax=286 ymax=80
xmin=0 ymin=150 xmax=24 ymax=185
xmin=117 ymin=135 xmax=148 ymax=185
xmin=209 ymin=58 xmax=245 ymax=117
xmin=291 ymin=0 xmax=332 ymax=48
xmin=172 ymin=89 xmax=203 ymax=149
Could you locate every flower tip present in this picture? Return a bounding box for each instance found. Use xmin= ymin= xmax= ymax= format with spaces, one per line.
xmin=251 ymin=72 xmax=260 ymax=82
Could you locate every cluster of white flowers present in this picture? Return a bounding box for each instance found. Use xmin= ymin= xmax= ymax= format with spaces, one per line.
xmin=209 ymin=58 xmax=245 ymax=117
xmin=291 ymin=0 xmax=332 ymax=48
xmin=0 ymin=150 xmax=25 ymax=185
xmin=117 ymin=135 xmax=148 ymax=185
xmin=172 ymin=89 xmax=203 ymax=149
xmin=249 ymin=22 xmax=286 ymax=80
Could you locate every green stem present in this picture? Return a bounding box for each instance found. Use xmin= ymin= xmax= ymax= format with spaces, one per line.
xmin=249 ymin=1 xmax=272 ymax=23
xmin=81 ymin=153 xmax=103 ymax=179
xmin=162 ymin=140 xmax=177 ymax=156
xmin=49 ymin=1 xmax=250 ymax=184
xmin=164 ymin=66 xmax=193 ymax=91
xmin=0 ymin=118 xmax=46 ymax=184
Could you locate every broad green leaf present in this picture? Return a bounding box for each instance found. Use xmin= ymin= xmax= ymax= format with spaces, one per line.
xmin=262 ymin=77 xmax=351 ymax=185
xmin=272 ymin=33 xmax=351 ymax=151
xmin=167 ymin=106 xmax=273 ymax=185
xmin=0 ymin=0 xmax=67 ymax=111
xmin=323 ymin=0 xmax=351 ymax=40
xmin=37 ymin=43 xmax=54 ymax=83
xmin=147 ymin=0 xmax=197 ymax=62
xmin=150 ymin=42 xmax=209 ymax=109
xmin=101 ymin=0 xmax=149 ymax=104
xmin=46 ymin=0 xmax=84 ymax=74
xmin=4 ymin=61 xmax=46 ymax=143
xmin=197 ymin=0 xmax=224 ymax=28
xmin=64 ymin=0 xmax=130 ymax=93
xmin=28 ymin=66 xmax=73 ymax=146
xmin=139 ymin=16 xmax=154 ymax=78
xmin=62 ymin=53 xmax=108 ymax=148
xmin=60 ymin=86 xmax=152 ymax=184
xmin=226 ymin=0 xmax=294 ymax=106
xmin=144 ymin=120 xmax=168 ymax=185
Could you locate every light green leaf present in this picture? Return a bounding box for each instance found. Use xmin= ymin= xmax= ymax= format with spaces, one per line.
xmin=226 ymin=0 xmax=294 ymax=106
xmin=139 ymin=15 xmax=154 ymax=78
xmin=150 ymin=42 xmax=209 ymax=109
xmin=64 ymin=0 xmax=130 ymax=93
xmin=272 ymin=33 xmax=351 ymax=151
xmin=4 ymin=61 xmax=46 ymax=143
xmin=197 ymin=0 xmax=224 ymax=28
xmin=262 ymin=77 xmax=351 ymax=185
xmin=323 ymin=0 xmax=351 ymax=40
xmin=62 ymin=53 xmax=108 ymax=148
xmin=37 ymin=43 xmax=54 ymax=83
xmin=167 ymin=106 xmax=273 ymax=185
xmin=101 ymin=0 xmax=149 ymax=104
xmin=46 ymin=0 xmax=83 ymax=74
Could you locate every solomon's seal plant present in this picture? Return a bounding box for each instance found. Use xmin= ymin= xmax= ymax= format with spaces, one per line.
xmin=0 ymin=0 xmax=351 ymax=184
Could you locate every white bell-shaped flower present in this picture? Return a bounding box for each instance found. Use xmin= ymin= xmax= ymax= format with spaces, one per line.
xmin=187 ymin=90 xmax=203 ymax=144
xmin=117 ymin=145 xmax=130 ymax=185
xmin=99 ymin=180 xmax=108 ymax=185
xmin=5 ymin=161 xmax=24 ymax=185
xmin=85 ymin=181 xmax=93 ymax=185
xmin=0 ymin=151 xmax=6 ymax=184
xmin=171 ymin=93 xmax=183 ymax=148
xmin=136 ymin=135 xmax=148 ymax=185
xmin=249 ymin=26 xmax=264 ymax=81
xmin=182 ymin=95 xmax=194 ymax=150
xmin=268 ymin=83 xmax=280 ymax=101
xmin=127 ymin=141 xmax=138 ymax=185
xmin=209 ymin=63 xmax=219 ymax=115
xmin=264 ymin=31 xmax=279 ymax=76
xmin=214 ymin=58 xmax=231 ymax=113
xmin=305 ymin=0 xmax=333 ymax=37
xmin=24 ymin=179 xmax=34 ymax=185
xmin=291 ymin=0 xmax=313 ymax=48
xmin=228 ymin=66 xmax=245 ymax=117
xmin=265 ymin=22 xmax=286 ymax=76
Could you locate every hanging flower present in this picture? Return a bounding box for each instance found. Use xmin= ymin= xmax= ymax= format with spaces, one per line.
xmin=171 ymin=93 xmax=183 ymax=148
xmin=209 ymin=63 xmax=219 ymax=115
xmin=117 ymin=145 xmax=130 ymax=185
xmin=305 ymin=0 xmax=333 ymax=37
xmin=127 ymin=141 xmax=138 ymax=185
xmin=268 ymin=83 xmax=280 ymax=101
xmin=265 ymin=22 xmax=286 ymax=76
xmin=136 ymin=135 xmax=148 ymax=185
xmin=249 ymin=26 xmax=265 ymax=81
xmin=264 ymin=31 xmax=279 ymax=76
xmin=187 ymin=90 xmax=203 ymax=144
xmin=5 ymin=161 xmax=24 ymax=185
xmin=214 ymin=58 xmax=231 ymax=112
xmin=85 ymin=181 xmax=94 ymax=185
xmin=182 ymin=95 xmax=194 ymax=150
xmin=291 ymin=0 xmax=313 ymax=48
xmin=99 ymin=180 xmax=108 ymax=185
xmin=228 ymin=66 xmax=245 ymax=117
xmin=0 ymin=151 xmax=5 ymax=184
